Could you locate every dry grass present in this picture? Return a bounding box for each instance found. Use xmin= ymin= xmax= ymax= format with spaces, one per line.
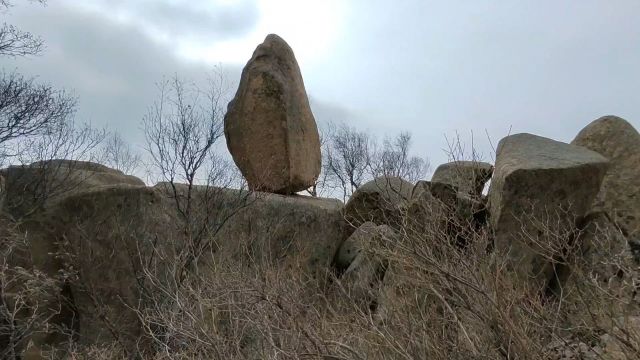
xmin=2 ymin=176 xmax=639 ymax=359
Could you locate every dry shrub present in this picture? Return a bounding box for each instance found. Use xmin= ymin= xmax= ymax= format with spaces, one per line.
xmin=122 ymin=193 xmax=637 ymax=359
xmin=3 ymin=178 xmax=640 ymax=359
xmin=0 ymin=215 xmax=75 ymax=359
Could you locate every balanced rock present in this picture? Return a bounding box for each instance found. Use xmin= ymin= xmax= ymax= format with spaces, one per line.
xmin=224 ymin=34 xmax=321 ymax=194
xmin=431 ymin=161 xmax=493 ymax=197
xmin=571 ymin=116 xmax=640 ymax=240
xmin=344 ymin=176 xmax=413 ymax=230
xmin=488 ymin=133 xmax=609 ymax=291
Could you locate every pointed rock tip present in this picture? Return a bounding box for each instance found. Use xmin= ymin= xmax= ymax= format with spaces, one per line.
xmin=577 ymin=115 xmax=638 ymax=139
xmin=592 ymin=115 xmax=635 ymax=129
xmin=263 ymin=33 xmax=288 ymax=46
xmin=253 ymin=33 xmax=294 ymax=58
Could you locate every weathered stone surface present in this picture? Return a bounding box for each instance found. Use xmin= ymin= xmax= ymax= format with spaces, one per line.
xmin=431 ymin=161 xmax=493 ymax=197
xmin=199 ymin=187 xmax=347 ymax=274
xmin=338 ymin=223 xmax=397 ymax=308
xmin=556 ymin=211 xmax=639 ymax=329
xmin=42 ymin=185 xmax=178 ymax=350
xmin=1 ymin=183 xmax=176 ymax=358
xmin=406 ymin=185 xmax=450 ymax=236
xmin=488 ymin=133 xmax=609 ymax=291
xmin=224 ymin=34 xmax=321 ymax=194
xmin=411 ymin=180 xmax=457 ymax=203
xmin=6 ymin=162 xmax=345 ymax=356
xmin=344 ymin=176 xmax=413 ymax=230
xmin=407 ymin=181 xmax=488 ymax=246
xmin=571 ymin=116 xmax=640 ymax=241
xmin=334 ymin=221 xmax=378 ymax=271
xmin=1 ymin=159 xmax=144 ymax=219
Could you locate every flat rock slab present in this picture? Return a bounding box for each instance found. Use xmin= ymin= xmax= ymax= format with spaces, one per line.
xmin=488 ymin=133 xmax=609 ymax=291
xmin=224 ymin=34 xmax=321 ymax=194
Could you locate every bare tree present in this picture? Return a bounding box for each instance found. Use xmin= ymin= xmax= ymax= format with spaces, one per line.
xmin=0 ymin=72 xmax=76 ymax=154
xmin=0 ymin=0 xmax=76 ymax=164
xmin=370 ymin=131 xmax=429 ymax=182
xmin=142 ymin=72 xmax=253 ymax=278
xmin=320 ymin=121 xmax=373 ymax=201
xmin=100 ymin=131 xmax=141 ymax=175
xmin=143 ymin=73 xmax=226 ymax=220
xmin=3 ymin=120 xmax=105 ymax=218
xmin=0 ymin=0 xmax=46 ymax=57
xmin=320 ymin=121 xmax=429 ymax=201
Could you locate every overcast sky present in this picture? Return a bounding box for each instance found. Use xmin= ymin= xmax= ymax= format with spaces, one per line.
xmin=3 ymin=0 xmax=640 ymax=173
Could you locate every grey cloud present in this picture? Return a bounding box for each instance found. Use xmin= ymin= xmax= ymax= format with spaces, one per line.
xmin=3 ymin=2 xmax=244 ymax=150
xmin=54 ymin=0 xmax=260 ymax=43
xmin=4 ymin=0 xmax=640 ymax=175
xmin=311 ymin=0 xmax=640 ymax=168
xmin=120 ymin=0 xmax=260 ymax=42
xmin=309 ymin=96 xmax=356 ymax=125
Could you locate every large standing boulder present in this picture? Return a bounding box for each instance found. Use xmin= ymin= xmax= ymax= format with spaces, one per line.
xmin=224 ymin=34 xmax=321 ymax=194
xmin=344 ymin=176 xmax=413 ymax=230
xmin=488 ymin=133 xmax=609 ymax=291
xmin=431 ymin=161 xmax=493 ymax=197
xmin=571 ymin=116 xmax=640 ymax=241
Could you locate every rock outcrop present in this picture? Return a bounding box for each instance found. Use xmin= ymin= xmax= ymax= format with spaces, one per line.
xmin=1 ymin=159 xmax=144 ymax=219
xmin=488 ymin=133 xmax=609 ymax=291
xmin=571 ymin=116 xmax=640 ymax=242
xmin=3 ymin=163 xmax=346 ymax=356
xmin=431 ymin=161 xmax=493 ymax=197
xmin=196 ymin=187 xmax=347 ymax=274
xmin=344 ymin=176 xmax=413 ymax=230
xmin=224 ymin=34 xmax=321 ymax=194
